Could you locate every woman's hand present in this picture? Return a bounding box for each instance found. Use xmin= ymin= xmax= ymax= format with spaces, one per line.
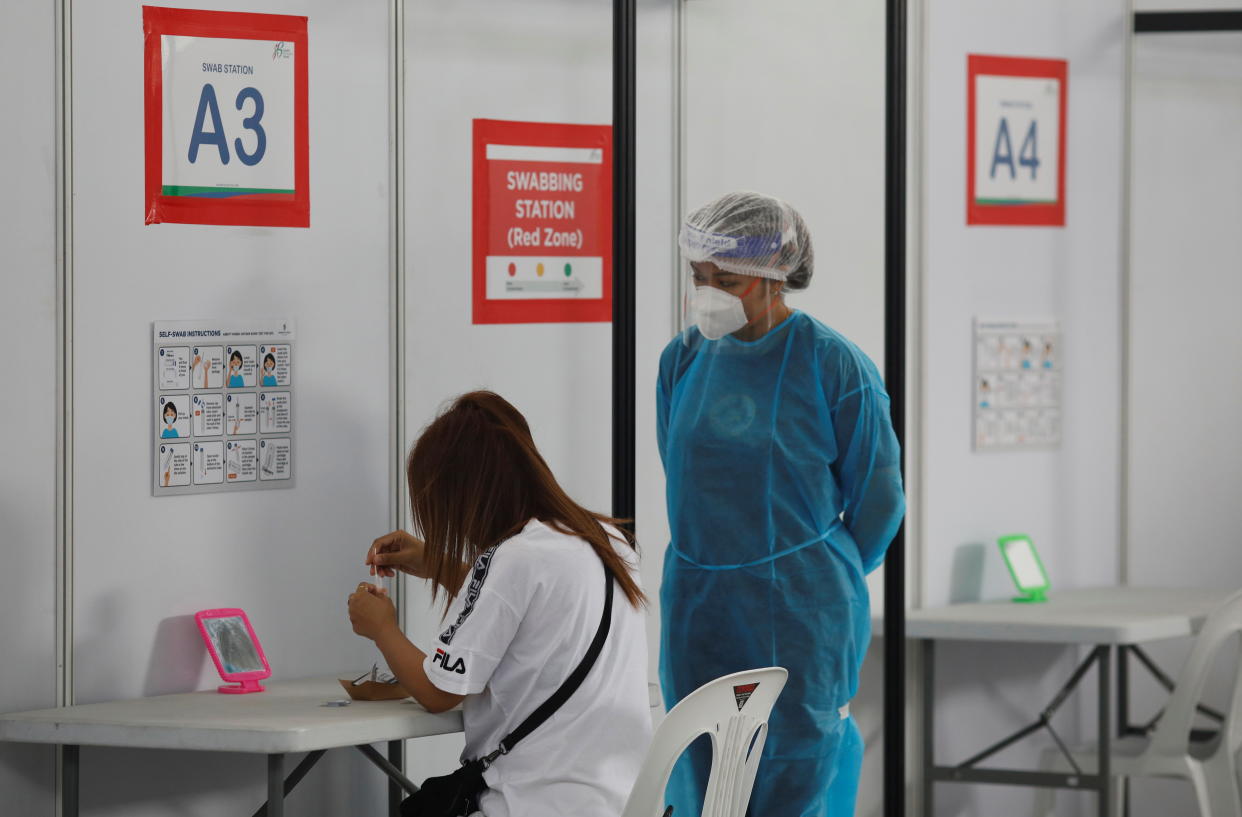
xmin=367 ymin=530 xmax=428 ymax=579
xmin=348 ymin=583 xmax=397 ymax=641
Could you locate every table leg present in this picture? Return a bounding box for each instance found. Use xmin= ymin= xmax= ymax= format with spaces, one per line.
xmin=355 ymin=743 xmax=419 ymax=796
xmin=388 ymin=740 xmax=404 ymax=817
xmin=1098 ymin=646 xmax=1111 ymax=817
xmin=1119 ymin=646 xmax=1131 ymax=817
xmin=922 ymin=639 xmax=935 ymax=817
xmin=62 ymin=744 xmax=79 ymax=817
xmin=250 ymin=750 xmax=326 ymax=817
xmin=268 ymin=754 xmax=284 ymax=817
xmin=1118 ymin=645 xmax=1130 ymax=734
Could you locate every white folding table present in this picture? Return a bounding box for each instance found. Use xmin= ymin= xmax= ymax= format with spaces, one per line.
xmin=0 ymin=674 xmax=464 ymax=817
xmin=908 ymin=587 xmax=1234 ymax=817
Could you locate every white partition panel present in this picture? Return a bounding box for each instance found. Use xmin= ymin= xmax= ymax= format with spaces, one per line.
xmin=682 ymin=0 xmax=887 ymax=364
xmin=69 ymin=2 xmax=393 ymax=814
xmin=680 ymin=2 xmax=891 ymax=812
xmin=922 ymin=2 xmax=1127 ymax=815
xmin=1127 ymin=30 xmax=1242 ymax=817
xmin=401 ymin=0 xmax=677 ymax=780
xmin=0 ymin=1 xmax=59 ymax=815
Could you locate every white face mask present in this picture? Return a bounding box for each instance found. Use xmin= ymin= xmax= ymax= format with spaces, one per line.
xmin=691 ymin=286 xmax=750 ymax=340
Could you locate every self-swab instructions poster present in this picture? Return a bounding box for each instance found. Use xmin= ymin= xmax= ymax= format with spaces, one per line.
xmin=153 ymin=319 xmax=295 ymax=495
xmin=973 ymin=319 xmax=1061 ymax=451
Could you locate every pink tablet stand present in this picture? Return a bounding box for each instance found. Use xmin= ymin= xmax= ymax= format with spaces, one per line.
xmin=194 ymin=608 xmax=272 ymax=694
xmin=218 ymin=678 xmax=266 ymax=694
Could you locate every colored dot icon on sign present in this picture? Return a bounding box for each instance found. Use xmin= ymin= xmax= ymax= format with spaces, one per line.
xmin=536 ymin=263 xmax=545 ymax=277
xmin=507 ymin=262 xmax=516 ymax=277
xmin=564 ymin=263 xmax=572 ymax=277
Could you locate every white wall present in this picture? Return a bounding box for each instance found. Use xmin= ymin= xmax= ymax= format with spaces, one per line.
xmin=921 ymin=1 xmax=1127 ymax=815
xmin=1128 ymin=36 xmax=1242 ymax=590
xmin=400 ymin=0 xmax=676 ymax=780
xmin=66 ymin=2 xmax=394 ymax=814
xmin=0 ymin=1 xmax=58 ymax=815
xmin=0 ymin=0 xmax=680 ymax=811
xmin=3 ymin=3 xmax=1172 ymax=816
xmin=680 ymin=1 xmax=892 ymax=812
xmin=1126 ymin=28 xmax=1242 ymax=817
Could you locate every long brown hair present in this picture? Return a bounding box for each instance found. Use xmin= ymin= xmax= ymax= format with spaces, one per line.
xmin=407 ymin=390 xmax=645 ymax=610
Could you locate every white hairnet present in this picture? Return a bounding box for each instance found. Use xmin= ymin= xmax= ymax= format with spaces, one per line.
xmin=678 ymin=191 xmax=814 ymax=290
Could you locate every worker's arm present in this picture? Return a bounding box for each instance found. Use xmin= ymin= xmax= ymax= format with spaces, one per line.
xmin=829 ymin=352 xmax=906 ymax=574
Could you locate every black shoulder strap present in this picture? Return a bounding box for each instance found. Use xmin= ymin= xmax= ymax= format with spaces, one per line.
xmin=481 ymin=564 xmax=615 ymax=765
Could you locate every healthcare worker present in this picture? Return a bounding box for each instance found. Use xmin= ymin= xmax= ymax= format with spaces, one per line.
xmin=657 ymin=192 xmax=905 ymax=817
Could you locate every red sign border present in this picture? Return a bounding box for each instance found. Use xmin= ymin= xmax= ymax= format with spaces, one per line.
xmin=142 ymin=6 xmax=310 ymax=228
xmin=472 ymin=118 xmax=613 ymax=325
xmin=967 ymin=54 xmax=1067 ymax=227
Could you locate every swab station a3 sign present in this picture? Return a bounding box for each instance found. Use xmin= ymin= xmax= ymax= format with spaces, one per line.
xmin=967 ymin=54 xmax=1067 ymax=227
xmin=143 ymin=6 xmax=309 ymax=227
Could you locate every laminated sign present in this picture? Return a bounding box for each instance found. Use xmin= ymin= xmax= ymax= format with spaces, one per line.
xmin=967 ymin=54 xmax=1067 ymax=227
xmin=143 ymin=6 xmax=310 ymax=227
xmin=152 ymin=319 xmax=296 ymax=496
xmin=473 ymin=119 xmax=613 ymax=324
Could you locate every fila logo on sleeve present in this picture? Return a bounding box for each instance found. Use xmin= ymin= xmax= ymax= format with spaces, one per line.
xmin=733 ymin=682 xmax=759 ymax=711
xmin=432 ymin=648 xmax=467 ymax=674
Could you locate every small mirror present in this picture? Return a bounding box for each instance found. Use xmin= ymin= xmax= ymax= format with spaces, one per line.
xmin=195 ymin=608 xmax=271 ymax=693
xmin=997 ymin=535 xmax=1050 ymax=603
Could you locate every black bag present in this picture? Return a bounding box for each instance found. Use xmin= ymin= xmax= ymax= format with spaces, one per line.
xmin=399 ymin=759 xmax=487 ymax=817
xmin=401 ymin=568 xmax=615 ymax=817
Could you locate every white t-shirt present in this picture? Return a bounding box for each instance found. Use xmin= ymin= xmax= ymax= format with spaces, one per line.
xmin=422 ymin=519 xmax=652 ymax=817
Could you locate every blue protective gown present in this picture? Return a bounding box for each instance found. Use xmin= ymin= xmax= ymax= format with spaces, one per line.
xmin=657 ymin=310 xmax=904 ymax=817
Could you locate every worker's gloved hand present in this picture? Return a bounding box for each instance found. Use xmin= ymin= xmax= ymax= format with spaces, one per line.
xmin=348 ymin=583 xmax=397 ymax=640
xmin=367 ymin=530 xmax=428 ymax=579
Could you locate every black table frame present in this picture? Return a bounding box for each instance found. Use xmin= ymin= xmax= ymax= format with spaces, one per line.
xmin=920 ymin=641 xmax=1223 ymax=817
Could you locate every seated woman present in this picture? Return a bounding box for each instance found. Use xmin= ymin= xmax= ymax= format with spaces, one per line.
xmin=348 ymin=390 xmax=651 ymax=817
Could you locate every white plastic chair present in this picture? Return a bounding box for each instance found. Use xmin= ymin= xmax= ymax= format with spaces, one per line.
xmin=1034 ymin=590 xmax=1242 ymax=817
xmin=621 ymin=667 xmax=788 ymax=817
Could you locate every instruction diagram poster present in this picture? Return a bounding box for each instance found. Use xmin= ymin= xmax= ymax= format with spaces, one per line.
xmin=967 ymin=54 xmax=1067 ymax=226
xmin=143 ymin=6 xmax=309 ymax=227
xmin=473 ymin=119 xmax=612 ymax=324
xmin=153 ymin=319 xmax=295 ymax=496
xmin=973 ymin=319 xmax=1061 ymax=451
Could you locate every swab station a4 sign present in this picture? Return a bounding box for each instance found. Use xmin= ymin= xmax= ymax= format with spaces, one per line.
xmin=153 ymin=319 xmax=295 ymax=496
xmin=967 ymin=54 xmax=1067 ymax=227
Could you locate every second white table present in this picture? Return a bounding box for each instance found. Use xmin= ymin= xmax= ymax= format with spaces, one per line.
xmin=907 ymin=586 xmax=1233 ymax=817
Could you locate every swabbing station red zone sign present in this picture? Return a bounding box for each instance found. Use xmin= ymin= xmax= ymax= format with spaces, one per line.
xmin=473 ymin=119 xmax=612 ymax=324
xmin=144 ymin=6 xmax=309 ymax=227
